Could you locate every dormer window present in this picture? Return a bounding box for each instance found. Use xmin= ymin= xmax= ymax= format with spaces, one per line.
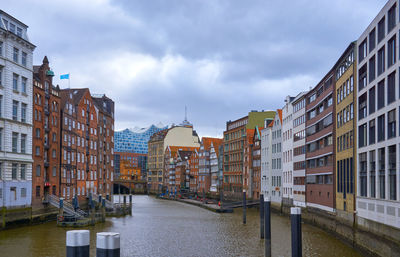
xmin=17 ymin=27 xmax=22 ymax=37
xmin=9 ymin=23 xmax=15 ymax=33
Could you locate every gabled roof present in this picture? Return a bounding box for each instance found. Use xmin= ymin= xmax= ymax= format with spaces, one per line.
xmin=177 ymin=150 xmax=193 ymax=162
xmin=276 ymin=109 xmax=282 ymax=123
xmin=60 ymin=88 xmax=90 ymax=110
xmin=166 ymin=146 xmax=199 ymax=157
xmin=201 ymin=137 xmax=223 ymax=151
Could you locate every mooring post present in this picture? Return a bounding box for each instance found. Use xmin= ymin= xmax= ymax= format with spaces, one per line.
xmin=59 ymin=197 xmax=64 ymax=217
xmin=96 ymin=232 xmax=120 ymax=257
xmin=202 ymin=189 xmax=205 ymax=204
xmin=291 ymin=207 xmax=302 ymax=257
xmin=66 ymin=230 xmax=90 ymax=257
xmin=243 ymin=189 xmax=246 ymax=224
xmin=101 ymin=198 xmax=106 ymax=222
xmin=264 ymin=196 xmax=271 ymax=257
xmin=260 ymin=194 xmax=264 ymax=239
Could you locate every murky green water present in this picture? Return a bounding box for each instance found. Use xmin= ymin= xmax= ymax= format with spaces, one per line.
xmin=0 ymin=195 xmax=361 ymax=257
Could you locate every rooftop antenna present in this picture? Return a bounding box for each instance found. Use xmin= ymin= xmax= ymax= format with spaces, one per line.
xmin=185 ymin=105 xmax=187 ymax=121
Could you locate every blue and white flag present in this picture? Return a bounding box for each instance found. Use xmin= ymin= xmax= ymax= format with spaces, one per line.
xmin=60 ymin=74 xmax=70 ymax=80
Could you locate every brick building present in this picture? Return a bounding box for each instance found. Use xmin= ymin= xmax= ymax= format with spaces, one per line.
xmin=223 ymin=111 xmax=275 ymax=200
xmin=60 ymin=88 xmax=100 ymax=203
xmin=305 ymin=71 xmax=335 ymax=213
xmin=92 ymin=94 xmax=115 ymax=197
xmin=32 ymin=57 xmax=60 ymax=208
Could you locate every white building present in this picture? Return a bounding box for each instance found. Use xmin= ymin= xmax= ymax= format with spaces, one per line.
xmin=261 ymin=111 xmax=283 ymax=206
xmin=356 ymin=0 xmax=400 ymax=229
xmin=0 ymin=11 xmax=35 ymax=208
xmin=292 ymin=92 xmax=307 ymax=207
xmin=261 ymin=118 xmax=273 ymax=199
xmin=210 ymin=142 xmax=219 ymax=192
xmin=282 ymin=96 xmax=295 ymax=206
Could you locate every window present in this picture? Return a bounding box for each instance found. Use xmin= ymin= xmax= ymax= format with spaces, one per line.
xmin=359 ymin=39 xmax=367 ymax=62
xmin=388 ymin=3 xmax=396 ymax=33
xmin=20 ymin=134 xmax=26 ymax=153
xmin=369 ymin=119 xmax=376 ymax=145
xmin=21 ymin=188 xmax=26 ymax=198
xmin=0 ymin=41 xmax=2 ymax=56
xmin=0 ymin=128 xmax=2 ymax=151
xmin=388 ymin=36 xmax=396 ymax=67
xmin=359 ymin=153 xmax=367 ymax=197
xmin=12 ymin=100 xmax=18 ymax=120
xmin=13 ymin=47 xmax=19 ymax=62
xmin=377 ymin=114 xmax=385 ymax=142
xmin=358 ymin=123 xmax=367 ymax=148
xmin=388 ymin=71 xmax=396 ymax=104
xmin=35 ymin=146 xmax=40 ymax=156
xmin=21 ymin=103 xmax=27 ymax=123
xmin=377 ymin=79 xmax=385 ymax=110
xmin=12 ymin=163 xmax=18 ymax=180
xmin=13 ymin=74 xmax=18 ymax=91
xmin=36 ymin=165 xmax=41 ymax=177
xmin=53 ymin=166 xmax=57 ymax=177
xmin=12 ymin=132 xmax=18 ymax=152
xmin=369 ymin=150 xmax=376 ymax=198
xmin=36 ymin=186 xmax=40 ymax=197
xmin=369 ymin=86 xmax=376 ymax=114
xmin=369 ymin=56 xmax=376 ymax=83
xmin=16 ymin=27 xmax=22 ymax=37
xmin=20 ymin=164 xmax=26 ymax=180
xmin=21 ymin=77 xmax=27 ymax=94
xmin=378 ymin=148 xmax=385 ymax=199
xmin=35 ymin=128 xmax=40 ymax=138
xmin=388 ymin=109 xmax=396 ymax=139
xmin=9 ymin=23 xmax=15 ymax=33
xmin=378 ymin=16 xmax=385 ymax=43
xmin=377 ymin=46 xmax=385 ymax=76
xmin=0 ymin=68 xmax=2 ymax=86
xmin=369 ymin=28 xmax=376 ymax=53
xmin=358 ymin=93 xmax=367 ymax=120
xmin=388 ymin=145 xmax=396 ymax=200
xmin=21 ymin=52 xmax=27 ymax=67
xmin=0 ymin=95 xmax=2 ymax=117
xmin=359 ymin=64 xmax=367 ymax=90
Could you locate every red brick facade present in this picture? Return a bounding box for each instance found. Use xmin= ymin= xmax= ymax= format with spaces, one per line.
xmin=32 ymin=57 xmax=61 ymax=209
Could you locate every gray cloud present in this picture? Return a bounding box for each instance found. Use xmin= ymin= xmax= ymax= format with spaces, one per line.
xmin=2 ymin=0 xmax=387 ymax=137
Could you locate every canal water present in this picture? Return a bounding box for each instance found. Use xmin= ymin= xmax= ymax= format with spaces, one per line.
xmin=0 ymin=195 xmax=361 ymax=257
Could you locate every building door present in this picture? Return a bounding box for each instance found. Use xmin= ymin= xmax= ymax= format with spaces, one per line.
xmin=10 ymin=187 xmax=17 ymax=204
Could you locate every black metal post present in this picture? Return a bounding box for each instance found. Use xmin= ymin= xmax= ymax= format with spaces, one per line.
xmin=264 ymin=196 xmax=271 ymax=257
xmin=202 ymin=189 xmax=205 ymax=203
xmin=291 ymin=207 xmax=302 ymax=257
xmin=243 ymin=189 xmax=246 ymax=224
xmin=260 ymin=194 xmax=264 ymax=239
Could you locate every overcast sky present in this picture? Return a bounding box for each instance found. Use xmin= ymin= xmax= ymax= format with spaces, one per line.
xmin=3 ymin=0 xmax=387 ymax=137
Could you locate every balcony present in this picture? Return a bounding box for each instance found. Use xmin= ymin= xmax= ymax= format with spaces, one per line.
xmin=44 ymin=143 xmax=49 ymax=150
xmin=44 ymin=161 xmax=49 ymax=168
xmin=44 ymin=126 xmax=50 ymax=133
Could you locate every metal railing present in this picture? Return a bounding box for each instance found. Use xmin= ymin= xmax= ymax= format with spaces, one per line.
xmin=47 ymin=194 xmax=87 ymax=218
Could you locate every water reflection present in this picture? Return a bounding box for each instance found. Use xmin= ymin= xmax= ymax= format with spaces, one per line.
xmin=0 ymin=196 xmax=361 ymax=257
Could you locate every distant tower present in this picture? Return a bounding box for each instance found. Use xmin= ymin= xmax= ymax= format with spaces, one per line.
xmin=181 ymin=105 xmax=193 ymax=127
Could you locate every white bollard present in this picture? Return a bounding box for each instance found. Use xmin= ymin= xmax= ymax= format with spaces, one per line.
xmin=96 ymin=232 xmax=120 ymax=257
xmin=66 ymin=230 xmax=90 ymax=257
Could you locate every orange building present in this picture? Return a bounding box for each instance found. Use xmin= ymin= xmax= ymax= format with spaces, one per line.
xmin=119 ymin=159 xmax=141 ymax=181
